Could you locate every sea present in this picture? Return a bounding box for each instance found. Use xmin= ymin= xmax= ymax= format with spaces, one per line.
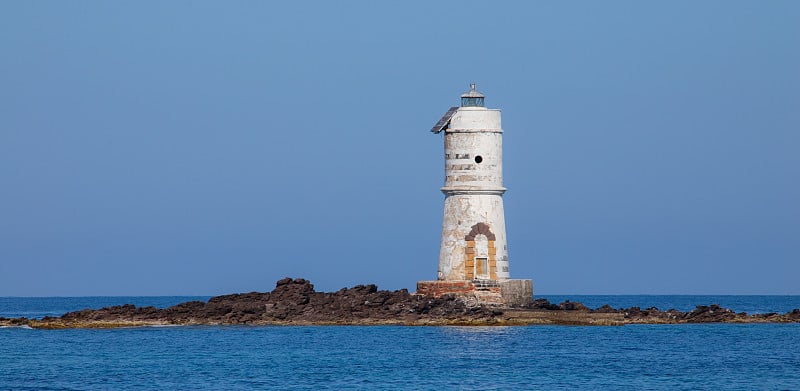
xmin=1 ymin=296 xmax=799 ymax=390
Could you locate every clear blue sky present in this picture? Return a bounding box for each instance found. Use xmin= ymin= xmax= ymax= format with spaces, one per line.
xmin=1 ymin=2 xmax=798 ymax=296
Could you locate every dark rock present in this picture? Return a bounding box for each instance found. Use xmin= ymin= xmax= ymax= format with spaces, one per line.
xmin=682 ymin=304 xmax=736 ymax=322
xmin=593 ymin=304 xmax=618 ymax=313
xmin=530 ymin=298 xmax=560 ymax=310
xmin=276 ymin=277 xmax=293 ymax=286
xmin=559 ymin=300 xmax=588 ymax=311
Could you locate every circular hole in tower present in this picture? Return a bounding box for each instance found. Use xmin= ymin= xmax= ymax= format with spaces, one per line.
xmin=474 ymin=155 xmax=483 ymax=164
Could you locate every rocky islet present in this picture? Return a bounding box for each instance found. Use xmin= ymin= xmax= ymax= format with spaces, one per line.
xmin=2 ymin=278 xmax=799 ymax=328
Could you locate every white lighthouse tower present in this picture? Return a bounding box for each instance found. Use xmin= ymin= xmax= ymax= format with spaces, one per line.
xmin=417 ymin=84 xmax=532 ymax=306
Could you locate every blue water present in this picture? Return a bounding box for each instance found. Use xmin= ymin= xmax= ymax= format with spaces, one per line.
xmin=2 ymin=297 xmax=799 ymax=390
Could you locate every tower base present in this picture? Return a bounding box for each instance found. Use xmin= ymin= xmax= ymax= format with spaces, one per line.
xmin=416 ymin=279 xmax=533 ymax=307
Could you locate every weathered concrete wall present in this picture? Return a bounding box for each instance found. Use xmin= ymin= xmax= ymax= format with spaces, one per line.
xmin=438 ymin=195 xmax=509 ymax=280
xmin=441 ymin=109 xmax=504 ymax=192
xmin=438 ymin=106 xmax=510 ymax=281
xmin=500 ymin=279 xmax=534 ymax=307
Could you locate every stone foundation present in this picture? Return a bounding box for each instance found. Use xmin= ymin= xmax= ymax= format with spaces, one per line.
xmin=499 ymin=279 xmax=533 ymax=307
xmin=416 ymin=279 xmax=533 ymax=307
xmin=416 ymin=280 xmax=477 ymax=297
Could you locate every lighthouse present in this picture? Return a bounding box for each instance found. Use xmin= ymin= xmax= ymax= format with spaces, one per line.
xmin=417 ymin=84 xmax=533 ymax=306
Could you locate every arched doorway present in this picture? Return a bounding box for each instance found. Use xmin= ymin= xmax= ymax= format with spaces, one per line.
xmin=464 ymin=223 xmax=497 ymax=280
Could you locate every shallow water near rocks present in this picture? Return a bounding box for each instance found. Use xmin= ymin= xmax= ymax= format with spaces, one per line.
xmin=1 ymin=296 xmax=799 ymax=390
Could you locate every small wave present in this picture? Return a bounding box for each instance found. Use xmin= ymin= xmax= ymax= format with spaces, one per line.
xmin=0 ymin=325 xmax=33 ymax=329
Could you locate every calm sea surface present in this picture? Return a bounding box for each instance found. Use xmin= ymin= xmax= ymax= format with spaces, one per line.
xmin=2 ymin=296 xmax=799 ymax=390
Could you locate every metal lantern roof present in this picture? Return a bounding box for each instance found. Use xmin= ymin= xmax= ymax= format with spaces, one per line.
xmin=461 ymin=83 xmax=485 ymax=99
xmin=460 ymin=83 xmax=485 ymax=107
